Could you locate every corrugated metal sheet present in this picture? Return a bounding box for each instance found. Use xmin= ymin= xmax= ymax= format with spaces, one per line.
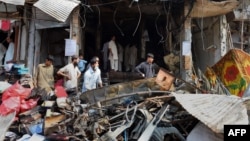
xmin=187 ymin=122 xmax=223 ymax=141
xmin=0 ymin=112 xmax=16 ymax=141
xmin=0 ymin=0 xmax=25 ymax=5
xmin=0 ymin=4 xmax=17 ymax=12
xmin=173 ymin=93 xmax=249 ymax=133
xmin=34 ymin=8 xmax=69 ymax=29
xmin=34 ymin=0 xmax=80 ymax=22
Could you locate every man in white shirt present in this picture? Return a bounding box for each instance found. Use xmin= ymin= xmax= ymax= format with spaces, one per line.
xmin=117 ymin=43 xmax=123 ymax=72
xmin=102 ymin=41 xmax=109 ymax=72
xmin=4 ymin=36 xmax=15 ymax=72
xmin=57 ymin=55 xmax=81 ymax=94
xmin=108 ymin=35 xmax=118 ymax=71
xmin=82 ymin=57 xmax=103 ymax=92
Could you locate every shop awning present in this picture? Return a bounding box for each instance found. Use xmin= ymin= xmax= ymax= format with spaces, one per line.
xmin=34 ymin=0 xmax=80 ymax=22
xmin=0 ymin=0 xmax=25 ymax=5
xmin=34 ymin=8 xmax=69 ymax=29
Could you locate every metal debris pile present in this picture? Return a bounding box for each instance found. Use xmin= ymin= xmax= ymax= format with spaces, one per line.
xmin=2 ymin=90 xmax=198 ymax=141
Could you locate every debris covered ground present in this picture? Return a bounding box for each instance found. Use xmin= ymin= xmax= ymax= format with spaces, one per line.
xmin=0 ymin=69 xmax=249 ymax=141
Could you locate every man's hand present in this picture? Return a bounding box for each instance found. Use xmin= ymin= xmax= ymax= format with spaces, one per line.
xmin=66 ymin=75 xmax=71 ymax=80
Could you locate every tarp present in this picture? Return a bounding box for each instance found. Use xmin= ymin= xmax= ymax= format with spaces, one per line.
xmin=211 ymin=49 xmax=250 ymax=97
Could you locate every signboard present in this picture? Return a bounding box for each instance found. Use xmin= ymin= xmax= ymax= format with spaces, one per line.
xmin=65 ymin=39 xmax=76 ymax=56
xmin=182 ymin=41 xmax=191 ymax=56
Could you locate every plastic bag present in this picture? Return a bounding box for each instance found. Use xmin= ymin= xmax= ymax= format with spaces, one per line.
xmin=0 ymin=96 xmax=20 ymax=115
xmin=2 ymin=82 xmax=31 ymax=101
xmin=0 ymin=82 xmax=33 ymax=115
xmin=20 ymin=98 xmax=39 ymax=113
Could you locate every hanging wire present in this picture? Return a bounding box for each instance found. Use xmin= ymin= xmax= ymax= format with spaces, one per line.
xmin=95 ymin=5 xmax=101 ymax=27
xmin=167 ymin=0 xmax=194 ymax=32
xmin=155 ymin=8 xmax=164 ymax=44
xmin=200 ymin=0 xmax=206 ymax=51
xmin=113 ymin=7 xmax=125 ymax=36
xmin=82 ymin=0 xmax=125 ymax=7
xmin=162 ymin=1 xmax=172 ymax=45
xmin=79 ymin=8 xmax=87 ymax=29
xmin=78 ymin=2 xmax=97 ymax=29
xmin=132 ymin=2 xmax=141 ymax=36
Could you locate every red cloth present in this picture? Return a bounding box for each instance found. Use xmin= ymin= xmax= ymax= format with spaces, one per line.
xmin=0 ymin=82 xmax=38 ymax=115
xmin=55 ymin=86 xmax=68 ymax=98
xmin=55 ymin=79 xmax=64 ymax=87
xmin=0 ymin=20 xmax=11 ymax=31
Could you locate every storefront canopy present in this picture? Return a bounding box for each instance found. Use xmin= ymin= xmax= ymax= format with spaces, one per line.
xmin=0 ymin=0 xmax=25 ymax=5
xmin=34 ymin=0 xmax=80 ymax=22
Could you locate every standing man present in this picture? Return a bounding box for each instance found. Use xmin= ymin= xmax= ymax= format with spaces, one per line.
xmin=135 ymin=53 xmax=160 ymax=78
xmin=0 ymin=43 xmax=6 ymax=65
xmin=102 ymin=41 xmax=109 ymax=72
xmin=4 ymin=36 xmax=15 ymax=64
xmin=124 ymin=44 xmax=130 ymax=71
xmin=108 ymin=35 xmax=118 ymax=72
xmin=128 ymin=43 xmax=137 ymax=72
xmin=82 ymin=57 xmax=103 ymax=92
xmin=78 ymin=54 xmax=88 ymax=73
xmin=34 ymin=55 xmax=55 ymax=92
xmin=117 ymin=43 xmax=123 ymax=72
xmin=57 ymin=55 xmax=81 ymax=94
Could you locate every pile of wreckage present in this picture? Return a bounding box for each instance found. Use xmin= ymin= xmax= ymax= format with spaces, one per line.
xmin=0 ymin=51 xmax=250 ymax=141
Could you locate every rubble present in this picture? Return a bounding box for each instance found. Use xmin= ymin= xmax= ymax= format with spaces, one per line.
xmin=0 ymin=69 xmax=249 ymax=141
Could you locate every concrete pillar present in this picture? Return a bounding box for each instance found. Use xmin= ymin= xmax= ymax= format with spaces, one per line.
xmin=181 ymin=2 xmax=193 ymax=81
xmin=69 ymin=7 xmax=80 ymax=63
xmin=19 ymin=25 xmax=27 ymax=61
xmin=34 ymin=30 xmax=41 ymax=70
xmin=27 ymin=19 xmax=35 ymax=75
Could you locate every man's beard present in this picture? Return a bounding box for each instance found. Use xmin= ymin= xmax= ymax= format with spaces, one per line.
xmin=73 ymin=62 xmax=78 ymax=67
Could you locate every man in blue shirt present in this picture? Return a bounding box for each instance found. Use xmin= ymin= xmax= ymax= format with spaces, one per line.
xmin=135 ymin=53 xmax=159 ymax=78
xmin=82 ymin=57 xmax=103 ymax=92
xmin=78 ymin=54 xmax=87 ymax=73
